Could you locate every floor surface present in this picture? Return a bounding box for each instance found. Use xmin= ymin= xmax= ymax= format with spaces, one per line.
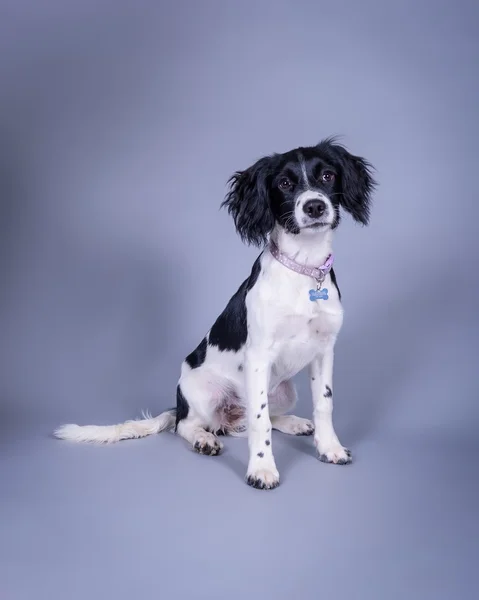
xmin=2 ymin=416 xmax=478 ymax=600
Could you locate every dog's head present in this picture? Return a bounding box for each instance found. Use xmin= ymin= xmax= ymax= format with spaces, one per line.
xmin=222 ymin=138 xmax=377 ymax=246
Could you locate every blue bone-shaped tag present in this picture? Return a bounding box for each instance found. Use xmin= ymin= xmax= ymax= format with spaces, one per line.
xmin=309 ymin=287 xmax=329 ymax=301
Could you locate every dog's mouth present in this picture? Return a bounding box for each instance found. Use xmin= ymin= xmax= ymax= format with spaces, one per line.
xmin=303 ymin=222 xmax=330 ymax=229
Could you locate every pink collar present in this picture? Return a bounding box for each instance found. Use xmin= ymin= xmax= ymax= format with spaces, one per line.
xmin=268 ymin=240 xmax=334 ymax=283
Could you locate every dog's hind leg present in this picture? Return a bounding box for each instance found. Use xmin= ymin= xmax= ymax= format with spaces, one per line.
xmin=175 ymin=371 xmax=224 ymax=456
xmin=269 ymin=379 xmax=314 ymax=436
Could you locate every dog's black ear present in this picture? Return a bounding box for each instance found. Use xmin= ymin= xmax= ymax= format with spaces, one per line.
xmin=221 ymin=156 xmax=275 ymax=247
xmin=326 ymin=141 xmax=377 ymax=226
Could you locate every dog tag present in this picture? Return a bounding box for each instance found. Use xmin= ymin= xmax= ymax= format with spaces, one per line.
xmin=309 ymin=288 xmax=329 ymax=301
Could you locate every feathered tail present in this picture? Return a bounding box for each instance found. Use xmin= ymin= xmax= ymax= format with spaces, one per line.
xmin=53 ymin=410 xmax=176 ymax=444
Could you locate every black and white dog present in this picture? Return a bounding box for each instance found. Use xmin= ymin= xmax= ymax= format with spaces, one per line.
xmin=55 ymin=138 xmax=377 ymax=490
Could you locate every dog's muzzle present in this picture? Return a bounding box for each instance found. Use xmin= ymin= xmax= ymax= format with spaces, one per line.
xmin=295 ymin=191 xmax=333 ymax=228
xmin=303 ymin=199 xmax=327 ymax=219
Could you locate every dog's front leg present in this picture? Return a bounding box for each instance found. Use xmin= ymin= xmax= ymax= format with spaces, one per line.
xmin=244 ymin=347 xmax=279 ymax=490
xmin=310 ymin=343 xmax=352 ymax=465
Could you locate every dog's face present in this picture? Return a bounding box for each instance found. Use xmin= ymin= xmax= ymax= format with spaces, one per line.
xmin=222 ymin=138 xmax=377 ymax=246
xmin=269 ymin=147 xmax=342 ymax=236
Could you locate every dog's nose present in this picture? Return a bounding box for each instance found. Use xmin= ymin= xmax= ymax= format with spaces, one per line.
xmin=303 ymin=199 xmax=327 ymax=219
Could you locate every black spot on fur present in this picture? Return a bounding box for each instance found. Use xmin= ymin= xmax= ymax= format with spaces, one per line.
xmin=238 ymin=364 xmax=243 ymax=372
xmin=260 ymin=391 xmax=264 ymax=395
xmin=257 ymin=452 xmax=264 ymax=458
xmin=185 ymin=336 xmax=207 ymax=369
xmin=209 ymin=256 xmax=262 ymax=352
xmin=261 ymin=403 xmax=266 ymax=409
xmin=311 ymin=377 xmax=315 ymax=381
xmin=265 ymin=440 xmax=270 ymax=446
xmin=257 ymin=414 xmax=261 ymax=419
xmin=324 ymin=385 xmax=332 ymax=398
xmin=175 ymin=385 xmax=189 ymax=430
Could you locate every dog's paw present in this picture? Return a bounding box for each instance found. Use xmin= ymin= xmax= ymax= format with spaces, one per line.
xmin=291 ymin=417 xmax=314 ymax=436
xmin=193 ymin=432 xmax=223 ymax=456
xmin=317 ymin=443 xmax=352 ymax=465
xmin=245 ymin=466 xmax=280 ymax=490
xmin=271 ymin=415 xmax=315 ymax=436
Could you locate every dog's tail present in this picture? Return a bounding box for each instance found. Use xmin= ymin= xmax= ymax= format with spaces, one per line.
xmin=53 ymin=409 xmax=176 ymax=444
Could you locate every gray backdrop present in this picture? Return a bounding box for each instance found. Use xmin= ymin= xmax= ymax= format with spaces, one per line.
xmin=1 ymin=1 xmax=478 ymax=599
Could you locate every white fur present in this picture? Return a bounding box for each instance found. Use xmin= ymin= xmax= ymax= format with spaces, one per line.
xmin=54 ymin=410 xmax=175 ymax=444
xmin=242 ymin=227 xmax=345 ymax=486
xmin=299 ymin=156 xmax=310 ymax=187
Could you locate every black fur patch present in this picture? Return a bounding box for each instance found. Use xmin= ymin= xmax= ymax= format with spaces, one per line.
xmin=222 ymin=157 xmax=277 ymax=246
xmin=209 ymin=256 xmax=262 ymax=352
xmin=330 ymin=268 xmax=341 ymax=301
xmin=265 ymin=440 xmax=270 ymax=446
xmin=324 ymin=385 xmax=333 ymax=398
xmin=257 ymin=452 xmax=264 ymax=458
xmin=175 ymin=385 xmax=189 ymax=429
xmin=185 ymin=336 xmax=207 ymax=369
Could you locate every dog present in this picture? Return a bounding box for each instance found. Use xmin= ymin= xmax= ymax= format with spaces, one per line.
xmin=54 ymin=137 xmax=377 ymax=490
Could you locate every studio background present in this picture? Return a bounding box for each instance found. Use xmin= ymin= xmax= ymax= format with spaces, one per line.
xmin=1 ymin=1 xmax=478 ymax=599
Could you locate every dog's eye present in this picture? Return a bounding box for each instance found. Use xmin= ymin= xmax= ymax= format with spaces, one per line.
xmin=321 ymin=171 xmax=335 ymax=183
xmin=279 ymin=178 xmax=292 ymax=190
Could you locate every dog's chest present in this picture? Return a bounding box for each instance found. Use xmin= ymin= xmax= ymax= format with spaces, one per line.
xmin=253 ymin=266 xmax=343 ymax=379
xmin=245 ymin=255 xmax=344 ymax=382
xmin=273 ymin=309 xmax=341 ymax=377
